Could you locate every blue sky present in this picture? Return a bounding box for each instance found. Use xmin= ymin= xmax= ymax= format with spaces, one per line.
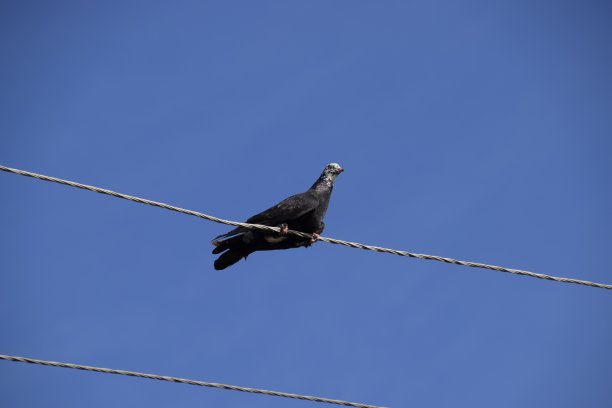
xmin=1 ymin=1 xmax=611 ymax=407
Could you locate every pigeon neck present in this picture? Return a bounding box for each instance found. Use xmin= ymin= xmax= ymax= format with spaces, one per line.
xmin=310 ymin=173 xmax=335 ymax=191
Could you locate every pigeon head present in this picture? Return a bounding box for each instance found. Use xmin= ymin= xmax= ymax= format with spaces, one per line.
xmin=311 ymin=163 xmax=343 ymax=190
xmin=324 ymin=163 xmax=344 ymax=177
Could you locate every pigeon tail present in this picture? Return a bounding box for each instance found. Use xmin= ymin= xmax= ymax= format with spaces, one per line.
xmin=214 ymin=249 xmax=248 ymax=270
xmin=212 ymin=229 xmax=245 ymax=246
xmin=212 ymin=234 xmax=254 ymax=270
xmin=212 ymin=234 xmax=242 ymax=254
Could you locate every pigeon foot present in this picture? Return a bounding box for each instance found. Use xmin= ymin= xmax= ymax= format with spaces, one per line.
xmin=278 ymin=223 xmax=289 ymax=235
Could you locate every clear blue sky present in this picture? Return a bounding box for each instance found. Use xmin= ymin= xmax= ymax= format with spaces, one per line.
xmin=1 ymin=1 xmax=611 ymax=407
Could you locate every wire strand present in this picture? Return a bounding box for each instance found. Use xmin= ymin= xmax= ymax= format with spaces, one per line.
xmin=1 ymin=164 xmax=610 ymax=290
xmin=0 ymin=354 xmax=382 ymax=408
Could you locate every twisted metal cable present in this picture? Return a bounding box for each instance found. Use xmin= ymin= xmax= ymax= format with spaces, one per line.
xmin=1 ymin=164 xmax=611 ymax=290
xmin=0 ymin=354 xmax=381 ymax=408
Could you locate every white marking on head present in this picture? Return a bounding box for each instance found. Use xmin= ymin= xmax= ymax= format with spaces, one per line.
xmin=316 ymin=163 xmax=343 ymax=187
xmin=311 ymin=163 xmax=344 ymax=190
xmin=324 ymin=163 xmax=344 ymax=175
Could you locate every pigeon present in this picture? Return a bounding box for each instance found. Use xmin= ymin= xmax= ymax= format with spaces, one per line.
xmin=211 ymin=163 xmax=344 ymax=270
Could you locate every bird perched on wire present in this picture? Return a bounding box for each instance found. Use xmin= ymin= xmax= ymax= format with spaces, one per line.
xmin=211 ymin=163 xmax=344 ymax=270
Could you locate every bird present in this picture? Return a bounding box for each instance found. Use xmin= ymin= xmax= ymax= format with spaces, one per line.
xmin=211 ymin=163 xmax=344 ymax=270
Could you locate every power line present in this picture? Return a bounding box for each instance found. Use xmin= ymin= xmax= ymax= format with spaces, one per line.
xmin=1 ymin=164 xmax=610 ymax=290
xmin=0 ymin=354 xmax=382 ymax=408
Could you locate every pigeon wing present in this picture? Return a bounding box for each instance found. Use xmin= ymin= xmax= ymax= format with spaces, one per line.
xmin=212 ymin=192 xmax=318 ymax=242
xmin=246 ymin=192 xmax=319 ymax=226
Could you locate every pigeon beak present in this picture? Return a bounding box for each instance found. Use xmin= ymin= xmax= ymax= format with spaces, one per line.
xmin=338 ymin=167 xmax=344 ymax=173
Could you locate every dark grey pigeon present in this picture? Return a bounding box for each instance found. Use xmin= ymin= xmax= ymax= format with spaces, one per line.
xmin=211 ymin=163 xmax=344 ymax=270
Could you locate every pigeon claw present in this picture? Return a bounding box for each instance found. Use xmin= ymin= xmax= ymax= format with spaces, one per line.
xmin=310 ymin=233 xmax=319 ymax=244
xmin=278 ymin=223 xmax=289 ymax=236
